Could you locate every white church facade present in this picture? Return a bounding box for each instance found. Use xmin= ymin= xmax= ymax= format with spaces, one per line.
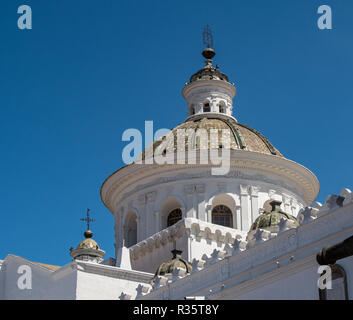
xmin=1 ymin=42 xmax=353 ymax=300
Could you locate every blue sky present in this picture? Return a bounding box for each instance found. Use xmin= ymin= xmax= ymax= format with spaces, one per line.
xmin=0 ymin=0 xmax=352 ymax=266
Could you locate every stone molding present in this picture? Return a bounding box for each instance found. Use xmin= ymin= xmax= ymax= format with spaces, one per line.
xmin=70 ymin=248 xmax=106 ymax=263
xmin=182 ymin=78 xmax=236 ymax=101
xmin=75 ymin=260 xmax=153 ymax=284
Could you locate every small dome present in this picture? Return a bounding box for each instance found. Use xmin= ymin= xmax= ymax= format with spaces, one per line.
xmin=189 ymin=62 xmax=229 ymax=83
xmin=140 ymin=116 xmax=283 ymax=161
xmin=75 ymin=229 xmax=100 ymax=250
xmin=188 ymin=46 xmax=228 ymax=83
xmin=249 ymin=200 xmax=299 ymax=232
xmin=155 ymin=250 xmax=192 ymax=277
xmin=77 ymin=238 xmax=100 ymax=250
xmin=70 ymin=229 xmax=105 ymax=263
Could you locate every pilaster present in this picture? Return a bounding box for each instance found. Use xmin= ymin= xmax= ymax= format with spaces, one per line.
xmin=146 ymin=191 xmax=157 ymax=238
xmin=240 ymin=185 xmax=251 ymax=231
xmin=184 ymin=185 xmax=196 ymax=218
xmin=196 ymin=184 xmax=206 ymax=221
xmin=250 ymin=186 xmax=260 ymax=223
xmin=136 ymin=194 xmax=146 ymax=242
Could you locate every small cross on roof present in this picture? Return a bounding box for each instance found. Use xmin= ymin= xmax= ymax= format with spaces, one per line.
xmin=80 ymin=208 xmax=95 ymax=230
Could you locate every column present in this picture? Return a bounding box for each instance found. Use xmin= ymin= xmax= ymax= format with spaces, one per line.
xmin=136 ymin=194 xmax=146 ymax=242
xmin=184 ymin=185 xmax=195 ymax=218
xmin=154 ymin=210 xmax=160 ymax=234
xmin=113 ymin=211 xmax=119 ymax=260
xmin=250 ymin=186 xmax=260 ymax=224
xmin=196 ymin=184 xmax=206 ymax=221
xmin=205 ymin=204 xmax=212 ymax=223
xmin=115 ymin=207 xmax=125 ymax=245
xmin=239 ymin=185 xmax=250 ymax=231
xmin=114 ymin=207 xmax=125 ymax=262
xmin=235 ymin=204 xmax=241 ymax=230
xmin=146 ymin=191 xmax=157 ymax=238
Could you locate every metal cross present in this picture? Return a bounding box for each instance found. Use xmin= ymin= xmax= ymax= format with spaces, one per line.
xmin=80 ymin=208 xmax=95 ymax=230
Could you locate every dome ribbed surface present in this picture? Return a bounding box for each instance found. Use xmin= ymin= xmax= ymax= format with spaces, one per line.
xmin=76 ymin=238 xmax=100 ymax=250
xmin=189 ymin=63 xmax=229 ymax=83
xmin=140 ymin=117 xmax=283 ymax=160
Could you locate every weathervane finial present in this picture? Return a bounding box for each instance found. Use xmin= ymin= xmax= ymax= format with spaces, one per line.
xmin=203 ymin=24 xmax=213 ymax=48
xmin=202 ymin=25 xmax=215 ymax=60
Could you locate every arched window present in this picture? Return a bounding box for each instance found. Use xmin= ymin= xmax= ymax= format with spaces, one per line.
xmin=191 ymin=104 xmax=195 ymax=115
xmin=319 ymin=264 xmax=348 ymax=300
xmin=203 ymin=102 xmax=210 ymax=113
xmin=212 ymin=205 xmax=233 ymax=228
xmin=167 ymin=208 xmax=182 ymax=227
xmin=219 ymin=102 xmax=226 ymax=113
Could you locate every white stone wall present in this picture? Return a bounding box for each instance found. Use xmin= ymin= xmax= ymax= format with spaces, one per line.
xmin=2 ymin=191 xmax=352 ymax=300
xmin=75 ymin=265 xmax=151 ymax=300
xmin=115 ymin=175 xmax=305 ymax=273
xmin=0 ymin=256 xmax=153 ymax=300
xmin=129 ymin=218 xmax=248 ymax=274
xmin=137 ymin=189 xmax=353 ymax=300
xmin=0 ymin=255 xmax=77 ymax=300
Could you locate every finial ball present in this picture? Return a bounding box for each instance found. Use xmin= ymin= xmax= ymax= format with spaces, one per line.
xmin=202 ymin=47 xmax=215 ymax=60
xmin=84 ymin=230 xmax=93 ymax=238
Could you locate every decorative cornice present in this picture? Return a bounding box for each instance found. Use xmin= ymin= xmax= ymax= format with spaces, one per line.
xmin=75 ymin=260 xmax=153 ymax=284
xmin=70 ymin=248 xmax=105 ymax=260
xmin=101 ymin=150 xmax=319 ymax=214
xmin=185 ymin=112 xmax=238 ymax=123
xmin=182 ymin=79 xmax=236 ymax=99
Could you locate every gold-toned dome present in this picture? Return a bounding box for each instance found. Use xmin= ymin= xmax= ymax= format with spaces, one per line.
xmin=70 ymin=228 xmax=105 ymax=262
xmin=75 ymin=230 xmax=100 ymax=250
xmin=77 ymin=238 xmax=100 ymax=250
xmin=140 ymin=116 xmax=283 ymax=161
xmin=189 ymin=60 xmax=229 ymax=83
xmin=155 ymin=250 xmax=192 ymax=277
xmin=249 ymin=200 xmax=299 ymax=232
